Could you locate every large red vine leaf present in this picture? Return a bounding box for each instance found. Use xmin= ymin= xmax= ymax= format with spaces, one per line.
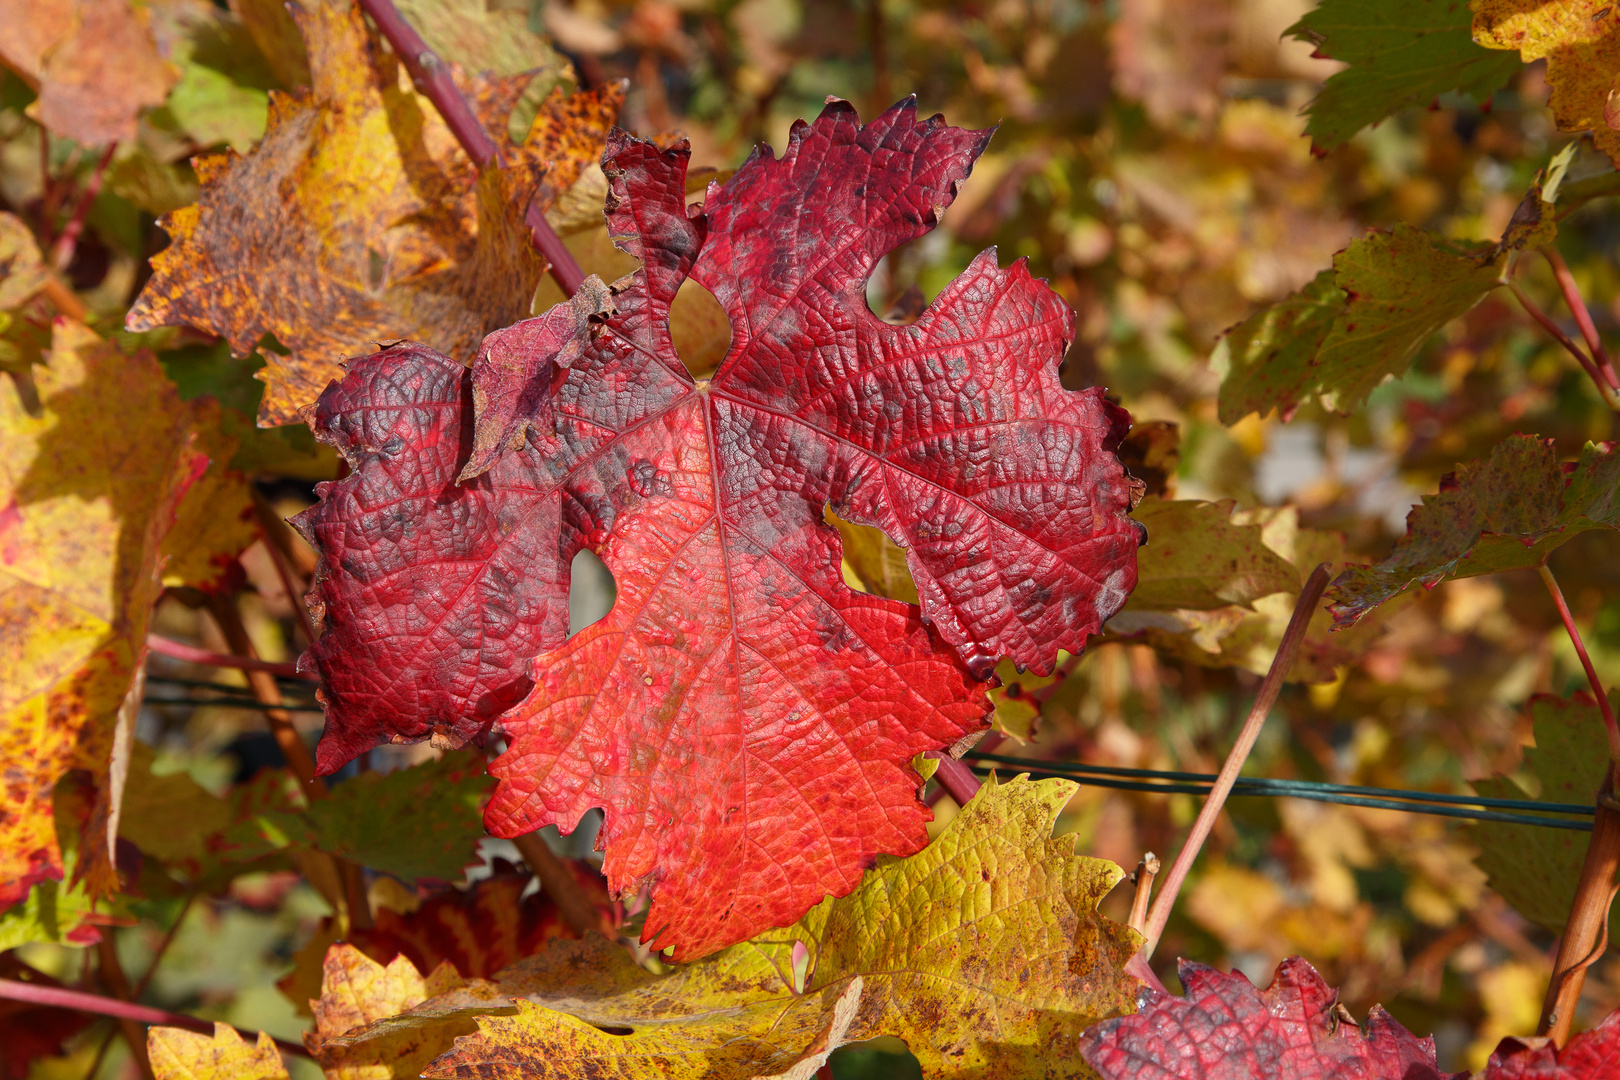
xmin=1483 ymin=1008 xmax=1620 ymax=1080
xmin=295 ymin=98 xmax=1141 ymax=959
xmin=1079 ymin=957 xmax=1462 ymax=1080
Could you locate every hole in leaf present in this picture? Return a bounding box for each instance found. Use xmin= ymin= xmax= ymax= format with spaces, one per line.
xmin=865 ymin=231 xmax=956 ymax=325
xmin=589 ymin=1024 xmax=635 ymax=1037
xmin=824 ymin=505 xmax=918 ymax=605
xmin=568 ymin=549 xmax=616 ymax=636
xmin=668 ymin=276 xmax=731 ymax=379
xmin=827 ymin=1037 xmax=922 ymax=1080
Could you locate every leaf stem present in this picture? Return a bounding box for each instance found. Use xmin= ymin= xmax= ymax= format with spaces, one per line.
xmin=49 ymin=143 xmax=116 ymax=273
xmin=0 ymin=978 xmax=313 ymax=1059
xmin=1506 ymin=280 xmax=1619 ymax=409
xmin=353 ymin=0 xmax=586 ymax=297
xmin=1537 ymin=564 xmax=1620 ymax=759
xmin=250 ymin=493 xmax=317 ymax=647
xmin=1543 ymin=247 xmax=1619 ymax=389
xmin=146 ymin=634 xmax=315 ymax=680
xmin=924 ymin=750 xmax=982 ymax=806
xmin=1137 ymin=563 xmax=1331 ymax=961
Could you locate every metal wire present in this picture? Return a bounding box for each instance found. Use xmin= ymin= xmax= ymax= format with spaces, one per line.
xmin=964 ymin=752 xmax=1596 ymax=832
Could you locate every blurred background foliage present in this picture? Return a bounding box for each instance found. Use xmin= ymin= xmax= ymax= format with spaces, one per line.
xmin=4 ymin=0 xmax=1620 ymax=1076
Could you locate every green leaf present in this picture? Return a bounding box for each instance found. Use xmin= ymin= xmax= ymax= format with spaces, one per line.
xmin=1125 ymin=498 xmax=1301 ymax=610
xmin=329 ymin=777 xmax=1139 ymax=1080
xmin=1217 ymin=225 xmax=1504 ymax=420
xmin=1329 ymin=437 xmax=1620 ymax=627
xmin=1287 ymin=0 xmax=1522 ymax=150
xmin=309 ymin=753 xmax=494 ymax=883
xmin=1472 ymin=693 xmax=1619 ymax=933
xmin=118 ymin=742 xmax=233 ymax=867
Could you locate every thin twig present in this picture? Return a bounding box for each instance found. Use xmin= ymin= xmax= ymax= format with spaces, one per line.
xmin=50 ymin=143 xmax=116 ymax=273
xmin=1138 ymin=564 xmax=1331 ymax=961
xmin=1543 ymin=247 xmax=1619 ymax=389
xmin=96 ymin=934 xmax=154 ymax=1080
xmin=249 ymin=495 xmax=317 ymax=646
xmin=1127 ymin=853 xmax=1159 ymax=933
xmin=0 ymin=978 xmax=312 ymax=1059
xmin=40 ymin=275 xmax=88 ymax=321
xmin=1507 ymin=280 xmax=1617 ymax=407
xmin=146 ymin=634 xmax=315 ymax=680
xmin=353 ymin=0 xmax=586 ymax=298
xmin=204 ymin=598 xmax=325 ymax=797
xmin=1538 ymin=564 xmax=1620 ymax=758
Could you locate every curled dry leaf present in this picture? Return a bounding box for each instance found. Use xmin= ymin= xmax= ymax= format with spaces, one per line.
xmin=1080 ymin=956 xmax=1463 ymax=1080
xmin=126 ymin=0 xmax=623 ymax=425
xmin=295 ymin=98 xmax=1142 ymax=957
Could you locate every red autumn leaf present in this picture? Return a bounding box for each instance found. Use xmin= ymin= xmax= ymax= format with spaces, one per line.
xmin=348 ymin=859 xmax=612 ymax=980
xmin=1482 ymin=1007 xmax=1620 ymax=1079
xmin=1079 ymin=956 xmax=1463 ymax=1080
xmin=294 ymin=98 xmax=1141 ymax=959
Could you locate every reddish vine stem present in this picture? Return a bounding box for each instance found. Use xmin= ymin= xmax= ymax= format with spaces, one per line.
xmin=1538 ymin=564 xmax=1620 ymax=759
xmin=0 ymin=978 xmax=313 ymax=1059
xmin=250 ymin=494 xmax=318 ymax=646
xmin=1543 ymin=247 xmax=1619 ymax=389
xmin=354 ymin=0 xmax=586 ymax=297
xmin=924 ymin=750 xmax=982 ymax=806
xmin=147 ymin=633 xmax=313 ymax=680
xmin=1506 ymin=281 xmax=1616 ymax=406
xmin=1138 ymin=564 xmax=1331 ymax=961
xmin=50 ymin=142 xmax=116 ymax=273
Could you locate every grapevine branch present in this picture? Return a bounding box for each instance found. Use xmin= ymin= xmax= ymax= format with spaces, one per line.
xmin=1537 ymin=562 xmax=1620 ymax=1043
xmin=49 ymin=143 xmax=116 ymax=273
xmin=353 ymin=0 xmax=586 ymax=297
xmin=1505 ymin=280 xmax=1618 ymax=408
xmin=0 ymin=977 xmax=313 ymax=1060
xmin=1138 ymin=563 xmax=1332 ymax=961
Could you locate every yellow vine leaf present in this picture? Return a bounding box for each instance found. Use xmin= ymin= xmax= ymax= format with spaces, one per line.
xmin=0 ymin=322 xmax=235 ymax=912
xmin=306 ymin=943 xmax=470 ymax=1080
xmin=149 ymin=1023 xmax=289 ymax=1080
xmin=1472 ymin=0 xmax=1620 ymax=165
xmin=382 ymin=777 xmax=1142 ymax=1080
xmin=126 ymin=0 xmax=622 ymax=425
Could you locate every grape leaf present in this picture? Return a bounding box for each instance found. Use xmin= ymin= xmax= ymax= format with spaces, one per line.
xmin=309 ymin=753 xmax=494 ymax=883
xmin=1473 ymin=0 xmax=1620 ymax=168
xmin=295 ymin=99 xmax=1141 ymax=957
xmin=0 ymin=213 xmax=48 ymax=313
xmin=1483 ymin=1007 xmax=1620 ymax=1079
xmin=154 ymin=2 xmax=275 ymax=153
xmin=1121 ymin=498 xmax=1299 ymax=611
xmin=1472 ymin=693 xmax=1619 ymax=934
xmin=148 ymin=1023 xmax=289 ymax=1080
xmin=1107 ymin=506 xmax=1393 ymax=682
xmin=0 ymin=321 xmax=215 ymax=910
xmin=1328 ymin=437 xmax=1620 ymax=627
xmin=1079 ymin=956 xmax=1463 ymax=1080
xmin=125 ymin=0 xmax=622 ymax=425
xmin=0 ymin=779 xmax=133 ymax=949
xmin=306 ymin=944 xmax=472 ymax=1080
xmin=0 ymin=0 xmax=179 ymax=146
xmin=388 ymin=776 xmax=1140 ymax=1080
xmin=1287 ymin=0 xmax=1522 ymax=151
xmin=1216 ymin=224 xmax=1505 ymax=421
xmin=353 ymin=859 xmax=611 ymax=978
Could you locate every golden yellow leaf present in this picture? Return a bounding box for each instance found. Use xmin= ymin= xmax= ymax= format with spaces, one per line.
xmin=307 ymin=944 xmax=471 ymax=1080
xmin=1473 ymin=0 xmax=1620 ymax=165
xmin=401 ymin=776 xmax=1138 ymax=1080
xmin=0 ymin=322 xmax=210 ymax=909
xmin=126 ymin=0 xmax=622 ymax=426
xmin=149 ymin=1023 xmax=290 ymax=1080
xmin=0 ymin=0 xmax=180 ymax=146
